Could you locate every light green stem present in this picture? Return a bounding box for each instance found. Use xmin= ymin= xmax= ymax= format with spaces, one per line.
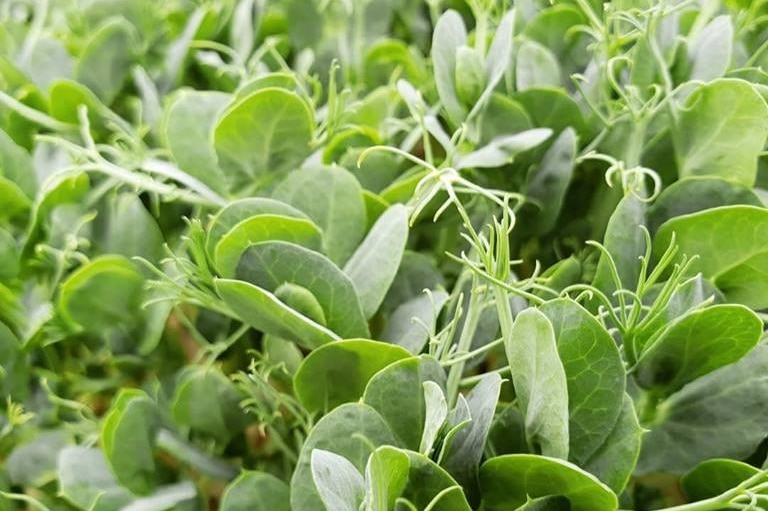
xmin=445 ymin=289 xmax=483 ymax=407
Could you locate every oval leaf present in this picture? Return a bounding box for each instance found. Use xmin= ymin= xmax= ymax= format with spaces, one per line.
xmin=236 ymin=241 xmax=369 ymax=339
xmin=480 ymin=454 xmax=618 ymax=511
xmin=635 ymin=304 xmax=762 ymax=395
xmin=295 ymin=339 xmax=411 ymax=413
xmin=215 ymin=278 xmax=339 ymax=349
xmin=214 ymin=214 xmax=324 ymax=277
xmin=343 ymin=204 xmax=408 ymax=318
xmin=504 ymin=308 xmax=570 ymax=459
xmin=214 ymin=88 xmax=314 ymax=187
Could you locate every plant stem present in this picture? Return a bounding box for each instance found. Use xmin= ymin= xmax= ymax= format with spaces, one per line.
xmin=441 ymin=336 xmax=503 ymax=367
xmin=445 ymin=284 xmax=483 ymax=407
xmin=657 ymin=469 xmax=768 ymax=511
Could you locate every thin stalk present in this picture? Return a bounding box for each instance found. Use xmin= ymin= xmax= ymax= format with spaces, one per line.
xmin=658 ymin=469 xmax=768 ymax=511
xmin=0 ymin=91 xmax=75 ymax=132
xmin=445 ymin=285 xmax=483 ymax=407
xmin=441 ymin=336 xmax=504 ymax=367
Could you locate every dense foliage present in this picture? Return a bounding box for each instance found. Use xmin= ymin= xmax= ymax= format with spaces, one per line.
xmin=1 ymin=0 xmax=768 ymax=509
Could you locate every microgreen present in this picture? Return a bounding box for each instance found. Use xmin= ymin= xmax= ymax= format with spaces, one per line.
xmin=1 ymin=0 xmax=768 ymax=510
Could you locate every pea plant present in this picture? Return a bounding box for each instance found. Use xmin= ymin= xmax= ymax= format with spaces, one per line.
xmin=1 ymin=0 xmax=768 ymax=510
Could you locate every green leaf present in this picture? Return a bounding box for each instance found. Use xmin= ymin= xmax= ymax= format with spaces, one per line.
xmin=505 ymin=308 xmax=570 ymax=459
xmin=380 ymin=252 xmax=445 ymax=315
xmin=75 ymin=18 xmax=135 ymax=104
xmin=517 ymin=496 xmax=572 ymax=511
xmin=592 ymin=194 xmax=647 ymax=300
xmin=364 ymin=40 xmax=428 ymax=89
xmin=480 ymin=454 xmax=618 ymax=511
xmin=274 ymin=283 xmax=327 ymax=325
xmin=0 ymin=323 xmax=27 ymax=399
xmin=365 ymin=446 xmax=410 ymax=511
xmin=637 ymin=343 xmax=768 ymax=474
xmin=97 ymin=193 xmax=164 ymax=263
xmin=525 ymin=127 xmax=577 ymax=234
xmin=7 ymin=430 xmax=70 ymax=487
xmin=214 ymin=214 xmax=324 ymax=277
xmin=647 ymin=177 xmax=762 ymax=234
xmin=343 ymin=204 xmax=408 ymax=318
xmin=523 ymin=5 xmax=586 ymax=61
xmin=57 ymin=255 xmax=145 ymax=333
xmin=635 ymin=305 xmax=762 ymax=395
xmin=58 ymin=447 xmax=133 ymax=511
xmin=688 ymin=15 xmax=733 ymax=82
xmin=431 ymin=10 xmax=468 ymax=125
xmin=479 ymin=94 xmax=533 ymax=144
xmin=681 ymin=459 xmax=761 ymax=502
xmin=236 ymin=73 xmax=304 ymax=99
xmin=311 ymin=450 xmax=365 ymax=511
xmin=111 ymin=481 xmax=197 ymax=511
xmin=215 ymin=278 xmax=339 ymax=349
xmin=441 ymin=372 xmax=502 ymax=500
xmin=295 ymin=339 xmax=411 ymax=413
xmin=236 ymin=241 xmax=369 ymax=339
xmin=0 ymin=228 xmax=19 ymax=281
xmin=20 ymin=36 xmax=74 ymax=91
xmin=400 ymin=450 xmax=472 ymax=510
xmin=654 ymin=205 xmax=768 ymax=309
xmin=455 ymin=46 xmax=485 ymax=106
xmin=674 ymin=79 xmax=768 ymax=186
xmin=420 ymin=381 xmax=448 ymax=456
xmin=101 ymin=389 xmax=161 ymax=495
xmin=206 ymin=197 xmax=310 ymax=255
xmin=455 ymin=129 xmax=552 ymax=169
xmin=273 ymin=166 xmax=366 ymax=265
xmin=382 ymin=290 xmax=449 ymax=355
xmin=540 ymin=299 xmax=625 ymax=464
xmin=514 ymin=88 xmax=587 ymax=136
xmin=0 ymin=177 xmax=30 ymax=219
xmin=162 ymin=90 xmax=231 ymax=195
xmin=487 ymin=405 xmax=528 ymax=457
xmin=213 ymin=88 xmax=314 ymax=188
xmin=171 ymin=367 xmax=248 ymax=445
xmin=363 ymin=355 xmax=447 ymax=451
xmin=516 ymin=40 xmax=562 ymax=90
xmin=0 ymin=128 xmax=35 ymax=198
xmin=220 ymin=472 xmax=290 ymax=511
xmin=59 ymin=447 xmax=197 ymax=511
xmin=582 ymin=395 xmax=642 ymax=494
xmin=290 ymin=403 xmax=399 ymax=511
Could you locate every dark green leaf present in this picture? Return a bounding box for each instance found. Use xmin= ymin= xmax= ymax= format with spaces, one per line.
xmin=635 ymin=305 xmax=762 ymax=395
xmin=215 ymin=278 xmax=339 ymax=349
xmin=101 ymin=389 xmax=161 ymax=495
xmin=674 ymin=79 xmax=768 ymax=186
xmin=290 ymin=403 xmax=399 ymax=511
xmin=363 ymin=355 xmax=447 ymax=451
xmin=273 ymin=166 xmax=366 ymax=265
xmin=236 ymin=241 xmax=369 ymax=339
xmin=638 ymin=343 xmax=768 ymax=474
xmin=214 ymin=214 xmax=324 ymax=277
xmin=220 ymin=472 xmax=290 ymax=511
xmin=654 ymin=205 xmax=768 ymax=309
xmin=480 ymin=454 xmax=618 ymax=511
xmin=214 ymin=88 xmax=314 ymax=188
xmin=296 ymin=339 xmax=411 ymax=413
xmin=57 ymin=255 xmax=145 ymax=333
xmin=343 ymin=204 xmax=409 ymax=318
xmin=540 ymin=298 xmax=625 ymax=464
